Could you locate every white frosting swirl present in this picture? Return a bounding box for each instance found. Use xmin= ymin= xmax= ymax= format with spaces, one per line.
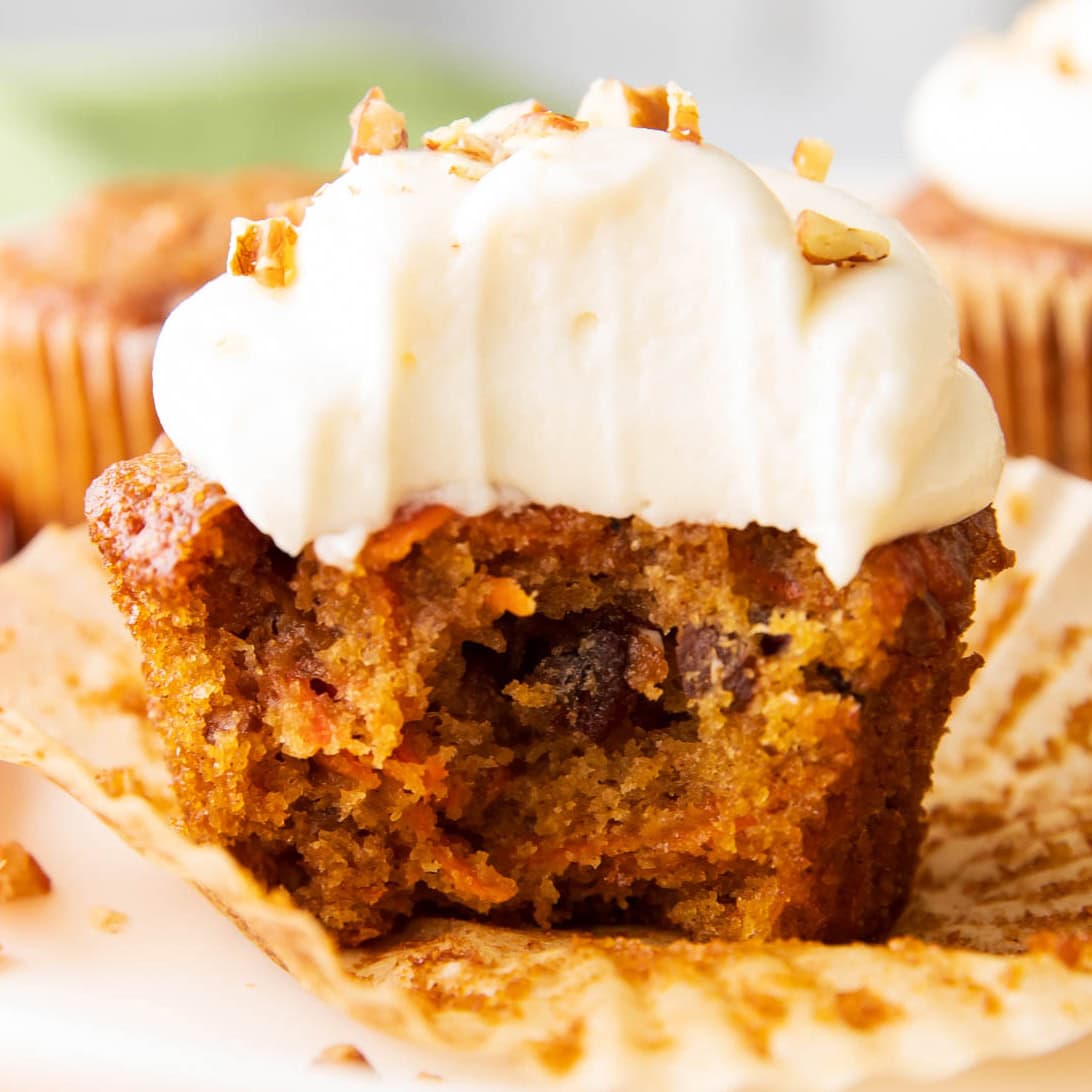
xmin=154 ymin=125 xmax=1003 ymax=586
xmin=908 ymin=0 xmax=1092 ymax=241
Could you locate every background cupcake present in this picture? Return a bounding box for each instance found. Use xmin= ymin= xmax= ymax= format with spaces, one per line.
xmin=901 ymin=0 xmax=1092 ymax=476
xmin=0 ymin=168 xmax=324 ymax=544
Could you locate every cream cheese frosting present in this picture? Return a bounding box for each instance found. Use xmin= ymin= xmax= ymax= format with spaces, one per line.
xmin=908 ymin=0 xmax=1092 ymax=241
xmin=154 ymin=103 xmax=1004 ymax=587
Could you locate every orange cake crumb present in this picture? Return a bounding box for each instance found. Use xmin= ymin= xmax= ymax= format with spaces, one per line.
xmin=89 ymin=906 xmax=128 ymax=934
xmin=0 ymin=842 xmax=51 ymax=902
xmin=313 ymin=1043 xmax=373 ymax=1068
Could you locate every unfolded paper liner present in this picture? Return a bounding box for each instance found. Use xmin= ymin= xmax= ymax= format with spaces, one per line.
xmin=923 ymin=240 xmax=1092 ymax=478
xmin=2 ymin=458 xmax=1092 ymax=1090
xmin=0 ymin=295 xmax=160 ymax=543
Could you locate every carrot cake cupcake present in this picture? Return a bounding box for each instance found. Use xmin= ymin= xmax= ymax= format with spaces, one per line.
xmin=901 ymin=0 xmax=1092 ymax=475
xmin=86 ymin=82 xmax=1010 ymax=946
xmin=0 ymin=167 xmax=325 ymax=544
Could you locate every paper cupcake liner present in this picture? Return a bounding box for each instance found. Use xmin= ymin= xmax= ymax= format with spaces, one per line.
xmin=924 ymin=241 xmax=1092 ymax=478
xmin=3 ymin=458 xmax=1092 ymax=1090
xmin=0 ymin=296 xmax=161 ymax=544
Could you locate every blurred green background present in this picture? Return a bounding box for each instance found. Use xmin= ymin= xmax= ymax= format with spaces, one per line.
xmin=0 ymin=40 xmax=521 ymax=224
xmin=0 ymin=1 xmax=1025 ymax=226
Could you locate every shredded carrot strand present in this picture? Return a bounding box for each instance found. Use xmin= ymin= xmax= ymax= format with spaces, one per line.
xmin=485 ymin=576 xmax=536 ymax=618
xmin=363 ymin=505 xmax=455 ymax=568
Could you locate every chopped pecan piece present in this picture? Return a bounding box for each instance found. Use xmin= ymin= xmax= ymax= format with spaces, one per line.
xmin=666 ymin=82 xmax=701 ymax=143
xmin=501 ymin=110 xmax=588 ymax=144
xmin=795 ymin=209 xmax=890 ymax=266
xmin=423 ymin=118 xmax=501 ymax=163
xmin=345 ymin=86 xmax=408 ymax=165
xmin=470 ymin=98 xmax=548 ymax=136
xmin=792 ymin=137 xmax=834 ymax=183
xmin=448 ymin=160 xmax=491 ymax=183
xmin=424 ymin=104 xmax=578 ymax=175
xmin=576 ymin=78 xmax=670 ymax=130
xmin=625 ymin=626 xmax=669 ymax=699
xmin=227 ymin=216 xmax=298 ymax=288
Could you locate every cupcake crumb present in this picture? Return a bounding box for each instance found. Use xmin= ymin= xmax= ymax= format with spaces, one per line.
xmin=829 ymin=987 xmax=905 ymax=1031
xmin=0 ymin=842 xmax=52 ymax=902
xmin=313 ymin=1043 xmax=373 ymax=1068
xmin=89 ymin=906 xmax=128 ymax=933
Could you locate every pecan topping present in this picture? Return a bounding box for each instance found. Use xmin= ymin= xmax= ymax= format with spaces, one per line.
xmin=470 ymin=98 xmax=548 ymax=136
xmin=792 ymin=137 xmax=834 ymax=183
xmin=227 ymin=216 xmax=298 ymax=288
xmin=345 ymin=86 xmax=408 ymax=166
xmin=501 ymin=110 xmax=588 ymax=142
xmin=576 ymin=78 xmax=670 ymax=130
xmin=425 ymin=104 xmax=586 ymax=179
xmin=423 ymin=118 xmax=501 ymax=163
xmin=795 ymin=209 xmax=890 ymax=266
xmin=448 ymin=160 xmax=491 ymax=183
xmin=666 ymin=82 xmax=702 ymax=143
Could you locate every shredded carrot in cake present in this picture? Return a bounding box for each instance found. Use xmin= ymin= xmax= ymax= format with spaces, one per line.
xmin=362 ymin=505 xmax=455 ymax=568
xmin=485 ymin=576 xmax=537 ymax=618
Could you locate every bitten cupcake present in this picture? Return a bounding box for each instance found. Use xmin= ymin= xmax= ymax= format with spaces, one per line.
xmin=901 ymin=0 xmax=1092 ymax=476
xmin=0 ymin=168 xmax=325 ymax=544
xmin=87 ymin=82 xmax=1009 ymax=946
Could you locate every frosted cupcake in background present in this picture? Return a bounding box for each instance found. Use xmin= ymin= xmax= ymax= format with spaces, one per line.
xmin=901 ymin=0 xmax=1092 ymax=477
xmin=0 ymin=168 xmax=325 ymax=548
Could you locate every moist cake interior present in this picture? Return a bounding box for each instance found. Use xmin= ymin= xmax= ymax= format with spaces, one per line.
xmin=88 ymin=450 xmax=1011 ymax=945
